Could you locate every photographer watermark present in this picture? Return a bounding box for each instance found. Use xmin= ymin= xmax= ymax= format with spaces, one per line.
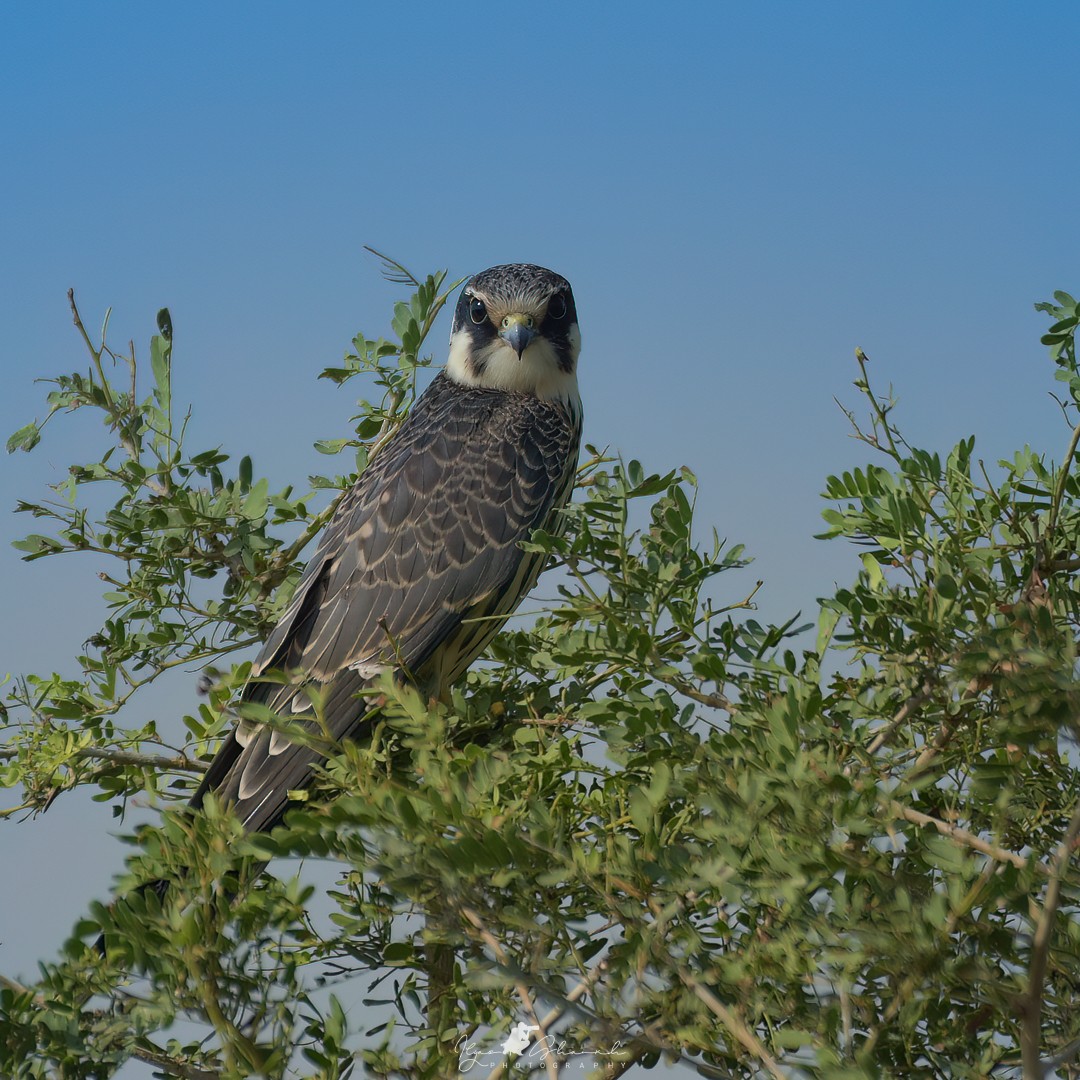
xmin=456 ymin=1020 xmax=627 ymax=1073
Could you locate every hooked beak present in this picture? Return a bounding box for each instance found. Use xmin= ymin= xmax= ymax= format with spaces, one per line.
xmin=499 ymin=313 xmax=536 ymax=359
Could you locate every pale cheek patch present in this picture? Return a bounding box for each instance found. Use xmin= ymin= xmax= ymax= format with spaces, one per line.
xmin=445 ymin=332 xmax=475 ymax=386
xmin=446 ymin=332 xmax=580 ymax=404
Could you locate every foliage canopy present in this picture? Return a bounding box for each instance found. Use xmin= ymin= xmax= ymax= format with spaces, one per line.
xmin=3 ymin=263 xmax=1080 ymax=1079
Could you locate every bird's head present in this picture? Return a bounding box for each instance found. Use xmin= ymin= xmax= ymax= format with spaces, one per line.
xmin=446 ymin=264 xmax=580 ymax=402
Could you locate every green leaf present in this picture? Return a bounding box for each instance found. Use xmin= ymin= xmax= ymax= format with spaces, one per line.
xmin=6 ymin=423 xmax=40 ymax=453
xmin=241 ymin=478 xmax=269 ymax=519
xmin=12 ymin=533 xmax=62 ymax=556
xmin=382 ymin=941 xmax=414 ymax=965
xmin=629 ymin=786 xmax=654 ymax=835
xmin=936 ymin=573 xmax=958 ymax=600
xmin=150 ymin=331 xmax=171 ymax=420
xmin=314 ymin=438 xmax=350 ymax=455
xmin=860 ymin=552 xmax=885 ymax=590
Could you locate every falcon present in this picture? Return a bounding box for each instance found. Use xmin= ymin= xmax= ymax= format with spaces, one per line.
xmin=189 ymin=264 xmax=583 ymax=833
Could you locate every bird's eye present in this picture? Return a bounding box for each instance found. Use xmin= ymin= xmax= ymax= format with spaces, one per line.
xmin=547 ymin=293 xmax=568 ymax=321
xmin=469 ymin=297 xmax=488 ymax=325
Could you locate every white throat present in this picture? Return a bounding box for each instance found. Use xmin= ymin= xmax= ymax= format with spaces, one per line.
xmin=445 ymin=325 xmax=581 ymax=405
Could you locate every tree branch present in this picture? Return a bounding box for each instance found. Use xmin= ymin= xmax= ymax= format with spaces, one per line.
xmin=676 ymin=969 xmax=786 ymax=1080
xmin=80 ymin=745 xmax=209 ymax=771
xmin=130 ymin=1039 xmax=221 ymax=1080
xmin=482 ymin=961 xmax=612 ymax=1080
xmin=461 ymin=906 xmax=559 ymax=1080
xmin=269 ymin=492 xmax=345 ymax=579
xmin=888 ymin=800 xmax=1033 ymax=872
xmin=0 ymin=972 xmax=32 ymax=996
xmin=1048 ymin=417 xmax=1080 ymax=540
xmin=0 ymin=973 xmax=220 ymax=1079
xmin=0 ymin=744 xmax=208 ymax=772
xmin=1020 ymin=795 xmax=1080 ymax=1079
xmin=865 ymin=681 xmax=934 ymax=756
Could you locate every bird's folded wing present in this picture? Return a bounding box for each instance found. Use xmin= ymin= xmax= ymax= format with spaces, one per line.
xmin=191 ymin=377 xmax=578 ymax=831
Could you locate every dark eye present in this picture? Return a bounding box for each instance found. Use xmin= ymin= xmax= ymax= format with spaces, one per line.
xmin=469 ymin=297 xmax=488 ymax=325
xmin=547 ymin=293 xmax=568 ymax=321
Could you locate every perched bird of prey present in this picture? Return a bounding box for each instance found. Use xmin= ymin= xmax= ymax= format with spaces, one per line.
xmin=189 ymin=264 xmax=582 ymax=833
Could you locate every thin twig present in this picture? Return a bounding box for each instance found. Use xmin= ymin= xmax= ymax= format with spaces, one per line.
xmin=131 ymin=1040 xmax=221 ymax=1080
xmin=665 ymin=673 xmax=737 ymax=714
xmin=0 ymin=745 xmax=208 ymax=772
xmin=363 ymin=245 xmax=420 ymax=287
xmin=80 ymin=746 xmax=207 ymax=771
xmin=481 ymin=961 xmax=610 ymax=1080
xmin=584 ymin=1045 xmax=652 ymax=1078
xmin=1049 ymin=555 xmax=1080 ymax=572
xmin=68 ymin=289 xmax=167 ymax=496
xmin=865 ymin=681 xmax=934 ymax=756
xmin=908 ymin=675 xmax=984 ymax=773
xmin=911 ymin=720 xmax=955 ymax=771
xmin=0 ymin=972 xmax=32 ymax=995
xmin=1048 ymin=419 xmax=1080 ymax=540
xmin=271 ymin=492 xmax=346 ymax=574
xmin=888 ymin=800 xmax=1032 ymax=872
xmin=456 ymin=922 xmax=682 ymax=1079
xmin=677 ymin=970 xmax=786 ymax=1080
xmin=857 ymin=874 xmax=975 ymax=1065
xmin=1020 ymin=795 xmax=1080 ymax=1078
xmin=1045 ymin=1034 xmax=1080 ymax=1072
xmin=536 ymin=960 xmax=607 ymax=1032
xmin=461 ymin=906 xmax=559 ymax=1080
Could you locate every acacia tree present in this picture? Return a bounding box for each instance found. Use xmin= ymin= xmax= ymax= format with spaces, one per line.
xmin=2 ymin=260 xmax=1080 ymax=1079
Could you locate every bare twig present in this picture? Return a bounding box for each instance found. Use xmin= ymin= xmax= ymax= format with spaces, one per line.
xmin=1048 ymin=555 xmax=1080 ymax=572
xmin=81 ymin=745 xmax=207 ymax=771
xmin=664 ymin=673 xmax=737 ymax=714
xmin=908 ymin=674 xmax=985 ymax=774
xmin=461 ymin=906 xmax=559 ymax=1080
xmin=536 ymin=960 xmax=607 ymax=1033
xmin=0 ymin=972 xmax=32 ymax=996
xmin=1020 ymin=795 xmax=1080 ymax=1078
xmin=677 ymin=970 xmax=786 ymax=1080
xmin=455 ymin=904 xmax=697 ymax=1079
xmin=364 ymin=245 xmax=420 ymax=287
xmin=1045 ymin=1034 xmax=1080 ymax=1072
xmin=865 ymin=681 xmax=934 ymax=756
xmin=0 ymin=744 xmax=208 ymax=772
xmin=911 ymin=717 xmax=959 ymax=772
xmin=888 ymin=800 xmax=1032 ymax=872
xmin=480 ymin=961 xmax=611 ymax=1080
xmin=585 ymin=1045 xmax=652 ymax=1078
xmin=131 ymin=1040 xmax=221 ymax=1080
xmin=68 ymin=289 xmax=168 ymax=496
xmin=1048 ymin=419 xmax=1080 ymax=540
xmin=270 ymin=492 xmax=346 ymax=576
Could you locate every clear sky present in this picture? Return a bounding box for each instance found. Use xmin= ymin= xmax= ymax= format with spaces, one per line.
xmin=3 ymin=0 xmax=1080 ymax=1066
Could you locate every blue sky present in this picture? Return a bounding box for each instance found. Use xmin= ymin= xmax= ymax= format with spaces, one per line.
xmin=3 ymin=0 xmax=1080 ymax=1054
